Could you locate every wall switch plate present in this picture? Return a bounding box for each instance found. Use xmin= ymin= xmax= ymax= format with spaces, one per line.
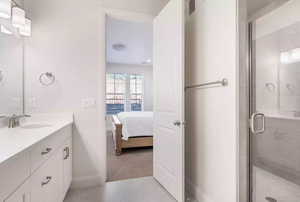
xmin=81 ymin=98 xmax=96 ymax=108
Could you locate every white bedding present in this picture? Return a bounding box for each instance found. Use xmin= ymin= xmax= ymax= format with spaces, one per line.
xmin=117 ymin=111 xmax=153 ymax=140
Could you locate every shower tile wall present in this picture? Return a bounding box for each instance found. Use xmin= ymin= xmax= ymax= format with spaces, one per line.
xmin=255 ymin=22 xmax=300 ymax=116
xmin=254 ymin=167 xmax=300 ymax=202
xmin=253 ymin=8 xmax=300 ymax=201
xmin=253 ymin=117 xmax=300 ymax=202
xmin=254 ymin=22 xmax=300 ymax=182
xmin=255 ymin=31 xmax=279 ymax=115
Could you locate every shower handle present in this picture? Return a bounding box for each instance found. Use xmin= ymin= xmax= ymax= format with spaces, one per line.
xmin=250 ymin=112 xmax=265 ymax=134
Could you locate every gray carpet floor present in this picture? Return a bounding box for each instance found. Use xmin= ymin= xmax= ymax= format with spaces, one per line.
xmin=106 ymin=131 xmax=153 ymax=181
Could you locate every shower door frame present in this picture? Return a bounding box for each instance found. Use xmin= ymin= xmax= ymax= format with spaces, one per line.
xmin=247 ymin=21 xmax=255 ymax=202
xmin=242 ymin=1 xmax=292 ymax=202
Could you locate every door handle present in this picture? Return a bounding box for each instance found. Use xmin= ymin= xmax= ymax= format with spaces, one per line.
xmin=173 ymin=121 xmax=181 ymax=126
xmin=173 ymin=121 xmax=185 ymax=127
xmin=250 ymin=112 xmax=265 ymax=134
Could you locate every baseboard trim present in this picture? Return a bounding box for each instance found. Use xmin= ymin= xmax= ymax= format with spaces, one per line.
xmin=70 ymin=175 xmax=105 ymax=190
xmin=186 ymin=178 xmax=214 ymax=202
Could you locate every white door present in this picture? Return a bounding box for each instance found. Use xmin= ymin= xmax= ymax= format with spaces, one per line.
xmin=153 ymin=0 xmax=185 ymax=201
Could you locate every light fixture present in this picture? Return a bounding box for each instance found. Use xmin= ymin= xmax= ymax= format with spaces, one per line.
xmin=0 ymin=0 xmax=11 ymax=19
xmin=12 ymin=7 xmax=25 ymax=28
xmin=19 ymin=18 xmax=31 ymax=36
xmin=0 ymin=25 xmax=12 ymax=34
xmin=280 ymin=48 xmax=300 ymax=64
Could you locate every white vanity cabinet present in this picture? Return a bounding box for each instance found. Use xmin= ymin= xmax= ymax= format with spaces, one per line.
xmin=4 ymin=180 xmax=30 ymax=202
xmin=30 ymin=150 xmax=63 ymax=202
xmin=1 ymin=124 xmax=72 ymax=202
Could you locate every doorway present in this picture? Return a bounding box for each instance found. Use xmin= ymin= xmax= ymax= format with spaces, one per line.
xmin=105 ymin=16 xmax=154 ymax=182
xmin=103 ymin=0 xmax=186 ymax=201
xmin=248 ymin=0 xmax=300 ymax=201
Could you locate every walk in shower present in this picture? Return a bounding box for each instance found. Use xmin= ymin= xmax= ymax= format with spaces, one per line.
xmin=249 ymin=0 xmax=300 ymax=201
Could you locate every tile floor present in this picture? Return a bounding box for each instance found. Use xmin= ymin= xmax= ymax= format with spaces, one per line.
xmin=64 ymin=177 xmax=177 ymax=202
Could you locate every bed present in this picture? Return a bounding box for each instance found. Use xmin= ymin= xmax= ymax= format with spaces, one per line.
xmin=111 ymin=111 xmax=153 ymax=155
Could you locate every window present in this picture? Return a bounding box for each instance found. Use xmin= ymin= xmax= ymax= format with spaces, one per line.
xmin=130 ymin=74 xmax=143 ymax=111
xmin=106 ymin=73 xmax=126 ymax=114
xmin=106 ymin=73 xmax=144 ymax=114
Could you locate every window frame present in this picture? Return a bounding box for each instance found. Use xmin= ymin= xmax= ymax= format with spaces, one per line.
xmin=105 ymin=73 xmax=145 ymax=114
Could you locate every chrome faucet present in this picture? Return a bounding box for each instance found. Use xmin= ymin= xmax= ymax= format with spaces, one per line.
xmin=8 ymin=114 xmax=31 ymax=128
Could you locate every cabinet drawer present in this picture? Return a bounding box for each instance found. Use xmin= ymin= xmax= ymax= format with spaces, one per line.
xmin=30 ymin=125 xmax=72 ymax=173
xmin=0 ymin=151 xmax=30 ymax=200
xmin=4 ymin=180 xmax=30 ymax=202
xmin=30 ymin=150 xmax=63 ymax=202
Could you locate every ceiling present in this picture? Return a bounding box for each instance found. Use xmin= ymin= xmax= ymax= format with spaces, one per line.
xmin=247 ymin=0 xmax=290 ymax=17
xmin=101 ymin=0 xmax=169 ymax=16
xmin=106 ymin=17 xmax=153 ymax=65
xmin=247 ymin=0 xmax=274 ymax=16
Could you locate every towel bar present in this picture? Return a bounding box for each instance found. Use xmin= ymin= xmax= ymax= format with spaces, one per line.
xmin=185 ymin=78 xmax=228 ymax=90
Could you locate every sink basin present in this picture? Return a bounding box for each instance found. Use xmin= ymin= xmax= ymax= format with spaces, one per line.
xmin=20 ymin=123 xmax=52 ymax=129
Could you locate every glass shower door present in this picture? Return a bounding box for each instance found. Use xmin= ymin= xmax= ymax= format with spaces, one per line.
xmin=250 ymin=1 xmax=300 ymax=201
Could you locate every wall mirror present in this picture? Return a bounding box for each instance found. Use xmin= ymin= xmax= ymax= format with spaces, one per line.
xmin=0 ymin=23 xmax=24 ymax=116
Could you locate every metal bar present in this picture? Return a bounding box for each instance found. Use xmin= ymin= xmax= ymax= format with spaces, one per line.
xmin=185 ymin=78 xmax=228 ymax=90
xmin=248 ymin=22 xmax=254 ymax=202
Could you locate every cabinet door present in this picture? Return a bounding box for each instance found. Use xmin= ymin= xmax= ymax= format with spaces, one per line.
xmin=4 ymin=180 xmax=30 ymax=202
xmin=62 ymin=138 xmax=72 ymax=197
xmin=31 ymin=150 xmax=63 ymax=202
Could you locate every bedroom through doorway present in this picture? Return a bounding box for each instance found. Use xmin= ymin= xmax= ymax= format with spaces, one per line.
xmin=105 ymin=15 xmax=154 ymax=182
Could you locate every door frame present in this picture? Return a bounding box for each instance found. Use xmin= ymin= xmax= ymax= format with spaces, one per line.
xmin=103 ymin=8 xmax=156 ymax=182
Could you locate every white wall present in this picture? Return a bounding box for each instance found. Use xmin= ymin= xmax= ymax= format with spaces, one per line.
xmin=106 ymin=63 xmax=153 ymax=111
xmin=23 ymin=0 xmax=167 ymax=189
xmin=185 ymin=0 xmax=238 ymax=201
xmin=24 ymin=0 xmax=106 ymax=188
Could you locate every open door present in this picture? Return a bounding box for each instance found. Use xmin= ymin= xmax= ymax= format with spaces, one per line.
xmin=153 ymin=0 xmax=185 ymax=201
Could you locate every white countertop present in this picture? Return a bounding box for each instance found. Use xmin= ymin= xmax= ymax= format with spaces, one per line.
xmin=0 ymin=113 xmax=73 ymax=164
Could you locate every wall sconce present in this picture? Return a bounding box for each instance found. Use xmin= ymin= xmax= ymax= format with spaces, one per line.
xmin=0 ymin=0 xmax=31 ymax=37
xmin=0 ymin=0 xmax=11 ymax=19
xmin=12 ymin=6 xmax=25 ymax=28
xmin=19 ymin=18 xmax=31 ymax=36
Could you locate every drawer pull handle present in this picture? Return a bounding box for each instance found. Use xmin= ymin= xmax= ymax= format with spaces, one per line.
xmin=41 ymin=148 xmax=52 ymax=155
xmin=64 ymin=147 xmax=70 ymax=160
xmin=41 ymin=176 xmax=52 ymax=186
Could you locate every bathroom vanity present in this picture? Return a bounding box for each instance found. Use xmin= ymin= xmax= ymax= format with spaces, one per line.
xmin=1 ymin=4 xmax=73 ymax=201
xmin=0 ymin=114 xmax=73 ymax=202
